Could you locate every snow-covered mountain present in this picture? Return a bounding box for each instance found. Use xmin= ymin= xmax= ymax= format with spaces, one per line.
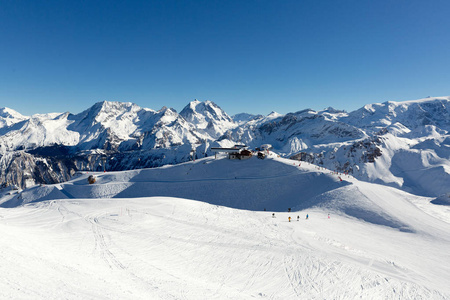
xmin=0 ymin=101 xmax=206 ymax=152
xmin=1 ymin=97 xmax=449 ymax=199
xmin=0 ymin=101 xmax=200 ymax=189
xmin=231 ymin=112 xmax=264 ymax=125
xmin=344 ymin=97 xmax=450 ymax=131
xmin=0 ymin=107 xmax=28 ymax=128
xmin=179 ymin=99 xmax=236 ymax=139
xmin=218 ymin=97 xmax=450 ymax=197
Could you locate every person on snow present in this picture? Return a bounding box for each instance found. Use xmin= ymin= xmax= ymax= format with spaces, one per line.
xmin=288 ymin=216 xmax=291 ymax=222
xmin=297 ymin=216 xmax=300 ymax=221
xmin=306 ymin=214 xmax=309 ymax=220
xmin=272 ymin=213 xmax=275 ymax=218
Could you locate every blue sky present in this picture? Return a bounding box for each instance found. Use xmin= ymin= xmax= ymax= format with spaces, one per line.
xmin=1 ymin=0 xmax=449 ymax=116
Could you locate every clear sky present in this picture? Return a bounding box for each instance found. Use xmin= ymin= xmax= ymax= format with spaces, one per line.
xmin=1 ymin=0 xmax=450 ymax=116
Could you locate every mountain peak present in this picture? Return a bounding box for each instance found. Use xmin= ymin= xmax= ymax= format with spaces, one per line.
xmin=82 ymin=101 xmax=140 ymax=119
xmin=98 ymin=100 xmax=136 ymax=111
xmin=158 ymin=106 xmax=169 ymax=112
xmin=185 ymin=99 xmax=202 ymax=111
xmin=180 ymin=100 xmax=233 ymax=125
xmin=0 ymin=107 xmax=28 ymax=128
xmin=158 ymin=106 xmax=178 ymax=117
xmin=323 ymin=107 xmax=345 ymax=114
xmin=267 ymin=111 xmax=282 ymax=118
xmin=232 ymin=113 xmax=264 ymax=124
xmin=0 ymin=107 xmax=28 ymax=119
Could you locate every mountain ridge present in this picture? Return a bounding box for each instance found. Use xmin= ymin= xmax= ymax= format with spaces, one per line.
xmin=1 ymin=97 xmax=449 ymax=198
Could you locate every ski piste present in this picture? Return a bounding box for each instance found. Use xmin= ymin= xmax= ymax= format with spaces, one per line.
xmin=1 ymin=154 xmax=449 ymax=299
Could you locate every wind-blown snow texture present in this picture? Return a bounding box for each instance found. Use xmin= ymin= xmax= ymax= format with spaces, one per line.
xmin=1 ymin=97 xmax=449 ymax=199
xmin=1 ymin=155 xmax=449 ymax=299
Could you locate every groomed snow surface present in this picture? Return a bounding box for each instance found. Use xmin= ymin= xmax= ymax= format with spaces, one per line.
xmin=1 ymin=154 xmax=450 ymax=299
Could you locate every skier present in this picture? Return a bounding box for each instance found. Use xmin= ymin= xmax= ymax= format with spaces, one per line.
xmin=306 ymin=214 xmax=309 ymax=220
xmin=272 ymin=213 xmax=275 ymax=218
xmin=297 ymin=216 xmax=300 ymax=221
xmin=288 ymin=216 xmax=291 ymax=222
xmin=328 ymin=213 xmax=330 ymax=219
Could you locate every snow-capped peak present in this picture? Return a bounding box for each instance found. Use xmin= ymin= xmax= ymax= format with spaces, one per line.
xmin=0 ymin=107 xmax=28 ymax=128
xmin=345 ymin=96 xmax=450 ymax=131
xmin=94 ymin=101 xmax=140 ymax=119
xmin=232 ymin=113 xmax=265 ymax=125
xmin=180 ymin=100 xmax=233 ymax=125
xmin=0 ymin=107 xmax=27 ymax=119
xmin=179 ymin=100 xmax=236 ymax=139
xmin=1 ymin=96 xmax=450 ymax=202
xmin=267 ymin=111 xmax=283 ymax=119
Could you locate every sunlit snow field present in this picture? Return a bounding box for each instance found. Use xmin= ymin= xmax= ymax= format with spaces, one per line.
xmin=1 ymin=155 xmax=450 ymax=299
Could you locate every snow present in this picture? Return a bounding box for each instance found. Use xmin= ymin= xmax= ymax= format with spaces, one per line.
xmin=2 ymin=98 xmax=450 ymax=199
xmin=231 ymin=113 xmax=264 ymax=125
xmin=1 ymin=155 xmax=450 ymax=299
xmin=179 ymin=99 xmax=236 ymax=136
xmin=0 ymin=107 xmax=28 ymax=129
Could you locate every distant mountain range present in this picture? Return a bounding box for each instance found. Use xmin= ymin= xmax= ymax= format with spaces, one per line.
xmin=1 ymin=97 xmax=449 ymax=198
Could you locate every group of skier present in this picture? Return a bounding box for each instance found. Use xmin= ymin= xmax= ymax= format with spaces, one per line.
xmin=287 ymin=214 xmax=309 ymax=222
xmin=272 ymin=212 xmax=330 ymax=222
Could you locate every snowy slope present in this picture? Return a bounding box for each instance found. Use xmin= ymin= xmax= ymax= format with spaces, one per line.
xmin=0 ymin=155 xmax=449 ymax=299
xmin=5 ymin=154 xmax=445 ymax=231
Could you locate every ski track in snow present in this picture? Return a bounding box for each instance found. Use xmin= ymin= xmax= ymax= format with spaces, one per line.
xmin=2 ymin=197 xmax=448 ymax=299
xmin=1 ymin=156 xmax=450 ymax=299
